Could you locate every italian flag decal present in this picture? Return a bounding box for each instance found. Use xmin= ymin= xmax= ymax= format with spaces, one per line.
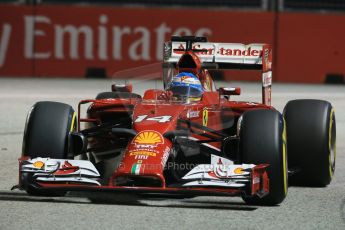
xmin=131 ymin=164 xmax=142 ymax=175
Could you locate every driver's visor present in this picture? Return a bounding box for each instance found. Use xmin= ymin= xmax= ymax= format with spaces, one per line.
xmin=170 ymin=85 xmax=203 ymax=98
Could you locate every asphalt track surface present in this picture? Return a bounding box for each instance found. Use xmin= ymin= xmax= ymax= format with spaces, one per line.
xmin=0 ymin=78 xmax=344 ymax=230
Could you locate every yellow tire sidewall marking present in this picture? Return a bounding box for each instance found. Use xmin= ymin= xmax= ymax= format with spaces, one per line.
xmin=70 ymin=112 xmax=77 ymax=132
xmin=329 ymin=109 xmax=336 ymax=178
xmin=282 ymin=118 xmax=288 ymax=195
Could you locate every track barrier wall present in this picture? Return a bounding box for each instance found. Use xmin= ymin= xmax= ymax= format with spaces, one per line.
xmin=0 ymin=4 xmax=344 ymax=83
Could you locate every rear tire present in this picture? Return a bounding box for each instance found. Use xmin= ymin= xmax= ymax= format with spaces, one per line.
xmin=240 ymin=109 xmax=288 ymax=206
xmin=21 ymin=101 xmax=76 ymax=196
xmin=284 ymin=99 xmax=336 ymax=186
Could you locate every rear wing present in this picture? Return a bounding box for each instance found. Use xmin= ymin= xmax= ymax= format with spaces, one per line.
xmin=163 ymin=36 xmax=272 ymax=105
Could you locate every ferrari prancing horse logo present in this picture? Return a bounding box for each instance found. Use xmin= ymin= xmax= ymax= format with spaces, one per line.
xmin=203 ymin=108 xmax=208 ymax=126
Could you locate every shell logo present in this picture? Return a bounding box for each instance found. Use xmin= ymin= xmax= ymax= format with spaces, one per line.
xmin=234 ymin=167 xmax=244 ymax=174
xmin=133 ymin=131 xmax=163 ymax=145
xmin=33 ymin=161 xmax=44 ymax=169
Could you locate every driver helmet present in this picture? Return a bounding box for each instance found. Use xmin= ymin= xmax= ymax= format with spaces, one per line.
xmin=168 ymin=72 xmax=203 ymax=102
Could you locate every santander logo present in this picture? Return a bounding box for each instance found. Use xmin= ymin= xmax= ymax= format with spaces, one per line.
xmin=217 ymin=47 xmax=262 ymax=57
xmin=172 ymin=43 xmax=263 ymax=57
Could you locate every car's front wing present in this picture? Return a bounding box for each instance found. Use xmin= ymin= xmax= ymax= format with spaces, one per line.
xmin=18 ymin=157 xmax=269 ymax=198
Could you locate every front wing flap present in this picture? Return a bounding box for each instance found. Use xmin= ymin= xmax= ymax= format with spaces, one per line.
xmin=21 ymin=158 xmax=100 ymax=186
xmin=181 ymin=163 xmax=269 ymax=197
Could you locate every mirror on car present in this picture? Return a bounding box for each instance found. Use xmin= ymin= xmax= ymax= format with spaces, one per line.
xmin=111 ymin=83 xmax=133 ymax=93
xmin=218 ymin=87 xmax=241 ymax=96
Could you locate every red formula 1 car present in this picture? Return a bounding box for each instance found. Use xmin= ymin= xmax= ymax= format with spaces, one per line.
xmin=17 ymin=36 xmax=336 ymax=205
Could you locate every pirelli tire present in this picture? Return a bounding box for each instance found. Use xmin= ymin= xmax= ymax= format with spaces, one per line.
xmin=21 ymin=101 xmax=77 ymax=196
xmin=240 ymin=109 xmax=288 ymax=206
xmin=284 ymin=99 xmax=336 ymax=186
xmin=95 ymin=92 xmax=142 ymax=99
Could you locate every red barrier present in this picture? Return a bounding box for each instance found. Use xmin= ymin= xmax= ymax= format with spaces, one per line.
xmin=276 ymin=12 xmax=345 ymax=83
xmin=0 ymin=5 xmax=274 ymax=78
xmin=0 ymin=5 xmax=344 ymax=83
xmin=0 ymin=5 xmax=34 ymax=76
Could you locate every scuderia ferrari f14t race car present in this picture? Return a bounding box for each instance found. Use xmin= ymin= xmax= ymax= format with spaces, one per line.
xmin=16 ymin=36 xmax=336 ymax=206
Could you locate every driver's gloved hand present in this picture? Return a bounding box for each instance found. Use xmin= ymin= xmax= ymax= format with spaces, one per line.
xmin=158 ymin=90 xmax=173 ymax=100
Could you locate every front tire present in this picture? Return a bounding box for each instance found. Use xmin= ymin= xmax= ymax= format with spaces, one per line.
xmin=21 ymin=101 xmax=76 ymax=195
xmin=240 ymin=109 xmax=288 ymax=206
xmin=284 ymin=99 xmax=336 ymax=186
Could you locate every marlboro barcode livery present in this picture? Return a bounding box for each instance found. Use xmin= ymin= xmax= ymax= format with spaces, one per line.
xmin=16 ymin=36 xmax=336 ymax=205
